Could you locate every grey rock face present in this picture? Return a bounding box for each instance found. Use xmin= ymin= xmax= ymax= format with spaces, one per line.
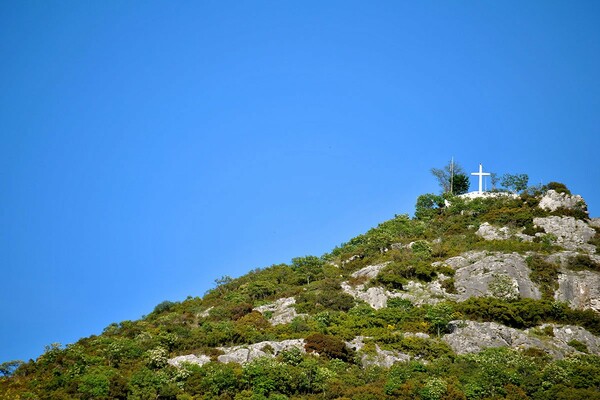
xmin=475 ymin=222 xmax=534 ymax=242
xmin=346 ymin=336 xmax=411 ymax=367
xmin=350 ymin=263 xmax=390 ymax=280
xmin=449 ymin=252 xmax=541 ymax=300
xmin=360 ymin=345 xmax=410 ymax=368
xmin=533 ymin=216 xmax=596 ymax=253
xmin=341 ymin=283 xmax=394 ymax=309
xmin=476 ymin=222 xmax=511 ymax=241
xmin=539 ymin=190 xmax=587 ymax=213
xmin=555 ymin=269 xmax=600 ymax=313
xmin=549 ymin=325 xmax=600 ymax=354
xmin=444 ymin=320 xmax=600 ymax=358
xmin=254 ymin=297 xmax=306 ymax=325
xmin=168 ymin=339 xmax=306 ymax=367
xmin=589 ymin=218 xmax=600 ymax=229
xmin=168 ymin=354 xmax=211 ymax=367
xmin=341 ymin=277 xmax=456 ymax=309
xmin=217 ymin=339 xmax=306 ymax=364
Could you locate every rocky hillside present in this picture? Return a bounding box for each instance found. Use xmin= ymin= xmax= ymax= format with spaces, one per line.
xmin=2 ymin=185 xmax=600 ymax=400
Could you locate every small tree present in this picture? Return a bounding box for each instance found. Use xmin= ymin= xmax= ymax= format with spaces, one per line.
xmin=431 ymin=160 xmax=465 ymax=194
xmin=414 ymin=193 xmax=445 ymax=220
xmin=291 ymin=256 xmax=324 ymax=285
xmin=453 ymin=173 xmax=470 ymax=195
xmin=500 ymin=173 xmax=529 ymax=193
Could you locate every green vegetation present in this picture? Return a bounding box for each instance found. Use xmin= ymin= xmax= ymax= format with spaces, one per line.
xmin=2 ymin=180 xmax=599 ymax=399
xmin=527 ymin=255 xmax=560 ymax=300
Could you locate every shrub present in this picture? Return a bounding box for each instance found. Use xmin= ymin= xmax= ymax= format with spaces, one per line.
xmin=153 ymin=300 xmax=177 ymax=314
xmin=566 ymin=255 xmax=600 ymax=273
xmin=567 ymin=340 xmax=588 ymax=353
xmin=527 ymin=256 xmax=560 ymax=300
xmin=546 ymin=182 xmax=571 ymax=195
xmin=305 ymin=333 xmax=354 ymax=362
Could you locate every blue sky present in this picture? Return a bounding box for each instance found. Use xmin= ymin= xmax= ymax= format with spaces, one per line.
xmin=1 ymin=1 xmax=599 ymax=362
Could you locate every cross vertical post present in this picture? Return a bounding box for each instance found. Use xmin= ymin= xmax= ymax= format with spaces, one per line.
xmin=471 ymin=163 xmax=490 ymax=194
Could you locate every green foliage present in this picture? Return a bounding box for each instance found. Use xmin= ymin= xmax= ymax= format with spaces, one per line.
xmin=425 ymin=303 xmax=454 ymax=336
xmin=453 ymin=173 xmax=470 ymax=195
xmin=415 ymin=193 xmax=445 ymax=220
xmin=527 ymin=255 xmax=560 ymax=299
xmin=566 ymin=254 xmax=600 ymax=273
xmin=291 ymin=256 xmax=325 ymax=285
xmin=0 ymin=360 xmax=23 ymax=377
xmin=568 ymin=339 xmax=589 ymax=353
xmin=546 ymin=181 xmax=571 ymax=195
xmin=501 ymin=173 xmax=529 ymax=193
xmin=430 ymin=160 xmax=466 ymax=194
xmin=304 ymin=333 xmax=354 ymax=362
xmin=152 ymin=300 xmax=177 ymax=315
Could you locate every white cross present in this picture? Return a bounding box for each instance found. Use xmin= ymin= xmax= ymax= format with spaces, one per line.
xmin=471 ymin=163 xmax=490 ymax=194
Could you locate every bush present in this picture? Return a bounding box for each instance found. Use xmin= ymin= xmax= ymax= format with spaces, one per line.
xmin=527 ymin=256 xmax=560 ymax=300
xmin=566 ymin=255 xmax=600 ymax=273
xmin=153 ymin=300 xmax=177 ymax=314
xmin=304 ymin=333 xmax=354 ymax=362
xmin=546 ymin=182 xmax=571 ymax=195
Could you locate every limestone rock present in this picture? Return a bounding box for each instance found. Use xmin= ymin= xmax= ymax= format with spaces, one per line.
xmin=350 ymin=262 xmax=390 ymax=280
xmin=168 ymin=354 xmax=211 ymax=367
xmin=255 ymin=297 xmax=306 ymax=325
xmin=346 ymin=336 xmax=410 ymax=367
xmin=476 ymin=222 xmax=511 ymax=241
xmin=475 ymin=222 xmax=534 ymax=242
xmin=539 ymin=190 xmax=587 ymax=213
xmin=199 ymin=307 xmax=213 ymax=318
xmin=443 ymin=320 xmax=600 ymax=358
xmin=533 ymin=216 xmax=596 ymax=253
xmin=589 ymin=218 xmax=600 ymax=229
xmin=341 ymin=283 xmax=394 ymax=309
xmin=360 ymin=345 xmax=410 ymax=368
xmin=450 ymin=252 xmax=541 ymax=300
xmin=217 ymin=339 xmax=305 ymax=364
xmin=548 ymin=324 xmax=600 ymax=354
xmin=555 ymin=269 xmax=600 ymax=313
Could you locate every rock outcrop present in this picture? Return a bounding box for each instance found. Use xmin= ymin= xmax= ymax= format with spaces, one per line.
xmin=254 ymin=297 xmax=306 ymax=325
xmin=350 ymin=262 xmax=389 ymax=280
xmin=555 ymin=269 xmax=600 ymax=313
xmin=475 ymin=222 xmax=533 ymax=242
xmin=538 ymin=190 xmax=587 ymax=213
xmin=168 ymin=354 xmax=211 ymax=368
xmin=341 ymin=263 xmax=455 ymax=308
xmin=168 ymin=339 xmax=306 ymax=367
xmin=443 ymin=320 xmax=600 ymax=359
xmin=445 ymin=252 xmax=541 ymax=301
xmin=346 ymin=336 xmax=412 ymax=367
xmin=533 ymin=216 xmax=596 ymax=253
xmin=217 ymin=339 xmax=305 ymax=364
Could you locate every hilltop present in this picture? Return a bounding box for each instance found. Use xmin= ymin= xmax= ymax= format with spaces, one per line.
xmin=2 ymin=183 xmax=600 ymax=400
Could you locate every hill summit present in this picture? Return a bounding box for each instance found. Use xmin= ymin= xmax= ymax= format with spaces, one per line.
xmin=2 ymin=185 xmax=600 ymax=399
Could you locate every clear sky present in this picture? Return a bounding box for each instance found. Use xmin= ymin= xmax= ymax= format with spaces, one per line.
xmin=1 ymin=1 xmax=599 ymax=362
